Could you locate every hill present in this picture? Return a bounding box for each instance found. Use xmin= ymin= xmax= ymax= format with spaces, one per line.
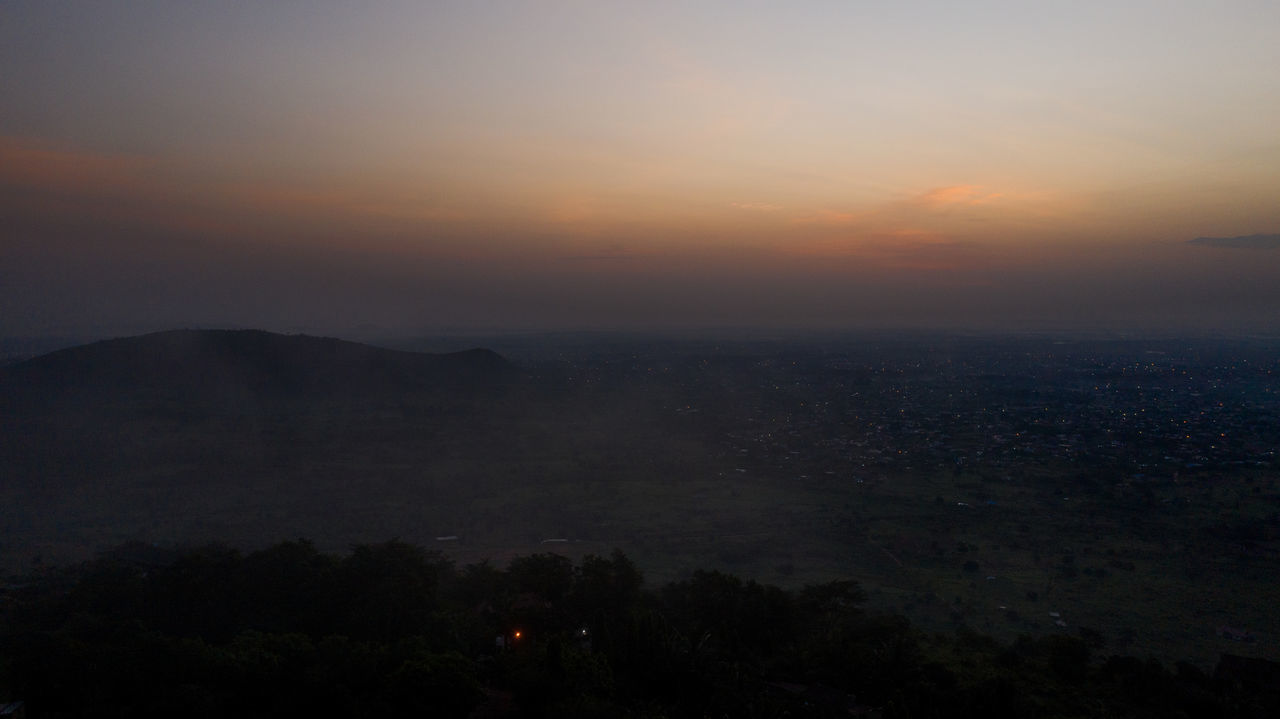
xmin=0 ymin=329 xmax=513 ymax=413
xmin=0 ymin=330 xmax=528 ymax=571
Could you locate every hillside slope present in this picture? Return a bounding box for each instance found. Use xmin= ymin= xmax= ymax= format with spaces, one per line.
xmin=0 ymin=329 xmax=513 ymax=412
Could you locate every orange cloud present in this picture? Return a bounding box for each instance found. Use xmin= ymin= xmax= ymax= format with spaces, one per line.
xmin=0 ymin=135 xmax=477 ymax=246
xmin=0 ymin=135 xmax=240 ymax=239
xmin=0 ymin=136 xmax=154 ymax=195
xmin=918 ymin=185 xmax=1005 ymax=207
xmin=781 ymin=182 xmax=1080 ymax=255
xmin=791 ymin=185 xmax=1007 ymax=228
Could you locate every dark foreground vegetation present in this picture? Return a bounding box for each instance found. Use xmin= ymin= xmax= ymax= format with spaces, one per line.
xmin=2 ymin=541 xmax=1277 ymax=718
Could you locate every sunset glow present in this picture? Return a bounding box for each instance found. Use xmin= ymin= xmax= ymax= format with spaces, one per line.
xmin=3 ymin=1 xmax=1279 ymax=334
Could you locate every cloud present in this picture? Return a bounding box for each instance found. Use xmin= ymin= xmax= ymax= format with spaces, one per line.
xmin=0 ymin=134 xmax=478 ymax=249
xmin=731 ymin=202 xmax=782 ymax=212
xmin=793 ymin=184 xmax=1011 ymax=227
xmin=0 ymin=136 xmax=156 ymax=196
xmin=918 ymin=185 xmax=1004 ymax=207
xmin=1188 ymin=234 xmax=1280 ymax=249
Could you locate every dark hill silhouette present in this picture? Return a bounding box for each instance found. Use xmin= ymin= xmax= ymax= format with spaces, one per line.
xmin=0 ymin=329 xmax=515 ymax=412
xmin=0 ymin=331 xmax=525 ymax=566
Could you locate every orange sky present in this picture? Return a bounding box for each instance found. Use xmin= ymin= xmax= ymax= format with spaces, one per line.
xmin=3 ymin=2 xmax=1279 ymax=335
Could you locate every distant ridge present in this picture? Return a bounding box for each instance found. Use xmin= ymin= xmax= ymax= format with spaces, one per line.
xmin=0 ymin=329 xmax=514 ymax=411
xmin=1188 ymin=233 xmax=1280 ymax=249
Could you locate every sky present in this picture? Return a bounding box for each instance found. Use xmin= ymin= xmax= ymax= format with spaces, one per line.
xmin=3 ymin=0 xmax=1279 ymax=337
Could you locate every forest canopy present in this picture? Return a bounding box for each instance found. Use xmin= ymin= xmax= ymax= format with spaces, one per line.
xmin=2 ymin=540 xmax=1276 ymax=718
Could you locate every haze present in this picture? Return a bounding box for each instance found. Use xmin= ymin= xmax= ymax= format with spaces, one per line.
xmin=3 ymin=1 xmax=1279 ymax=337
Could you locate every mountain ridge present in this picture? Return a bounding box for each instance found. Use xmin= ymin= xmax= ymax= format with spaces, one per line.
xmin=0 ymin=328 xmax=514 ymax=411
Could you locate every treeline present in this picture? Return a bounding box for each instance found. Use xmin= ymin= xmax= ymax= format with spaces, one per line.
xmin=1 ymin=540 xmax=1276 ymax=718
